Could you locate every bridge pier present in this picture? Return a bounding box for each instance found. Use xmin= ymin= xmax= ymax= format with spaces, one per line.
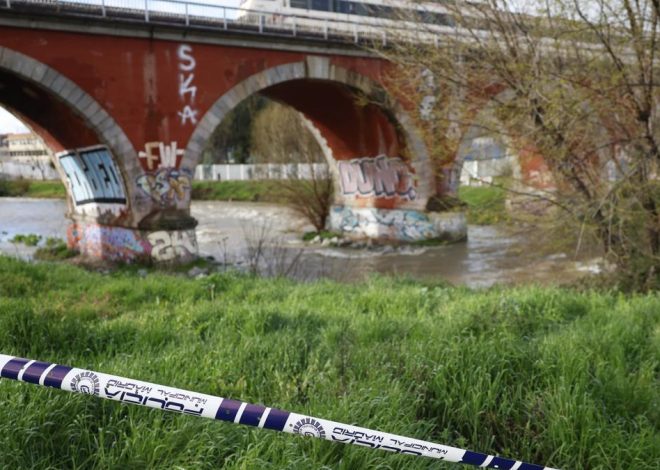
xmin=0 ymin=23 xmax=470 ymax=263
xmin=328 ymin=206 xmax=467 ymax=243
xmin=66 ymin=221 xmax=198 ymax=264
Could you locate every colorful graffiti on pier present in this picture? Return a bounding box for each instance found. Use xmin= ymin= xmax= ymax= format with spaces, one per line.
xmin=67 ymin=223 xmax=150 ymax=262
xmin=329 ymin=206 xmax=437 ymax=242
xmin=337 ymin=155 xmax=417 ymax=201
xmin=67 ymin=223 xmax=197 ymax=263
xmin=137 ymin=141 xmax=192 ymax=206
xmin=136 ymin=166 xmax=192 ymax=206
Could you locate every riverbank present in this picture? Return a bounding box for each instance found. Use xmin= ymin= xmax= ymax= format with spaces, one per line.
xmin=0 ymin=179 xmax=287 ymax=203
xmin=0 ymin=179 xmax=508 ymax=225
xmin=1 ymin=199 xmax=603 ymax=287
xmin=0 ymin=256 xmax=657 ymax=469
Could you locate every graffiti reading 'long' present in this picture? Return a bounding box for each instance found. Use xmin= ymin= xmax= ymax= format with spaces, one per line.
xmin=338 ymin=155 xmax=416 ymax=200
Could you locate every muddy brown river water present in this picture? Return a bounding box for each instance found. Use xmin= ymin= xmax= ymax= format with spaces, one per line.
xmin=0 ymin=198 xmax=603 ymax=288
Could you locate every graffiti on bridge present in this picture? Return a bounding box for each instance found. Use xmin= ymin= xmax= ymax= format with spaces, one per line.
xmin=58 ymin=146 xmax=126 ymax=207
xmin=137 ymin=141 xmax=191 ymax=206
xmin=147 ymin=230 xmax=198 ymax=262
xmin=337 ymin=155 xmax=417 ymax=201
xmin=136 ymin=167 xmax=192 ymax=206
xmin=177 ymin=44 xmax=198 ymax=126
xmin=329 ymin=206 xmax=437 ymax=242
xmin=67 ymin=223 xmax=198 ymax=263
xmin=138 ymin=141 xmax=184 ymax=171
xmin=67 ymin=223 xmax=150 ymax=262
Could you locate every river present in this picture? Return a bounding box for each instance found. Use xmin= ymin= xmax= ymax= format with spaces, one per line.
xmin=0 ymin=198 xmax=602 ymax=288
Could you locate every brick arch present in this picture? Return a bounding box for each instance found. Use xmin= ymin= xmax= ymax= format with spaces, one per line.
xmin=0 ymin=46 xmax=138 ymax=182
xmin=447 ymin=89 xmax=525 ymax=193
xmin=185 ymin=57 xmax=433 ymax=210
xmin=448 ymin=88 xmax=571 ymax=194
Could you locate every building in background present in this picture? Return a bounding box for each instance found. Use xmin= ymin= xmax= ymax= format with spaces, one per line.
xmin=459 ymin=135 xmax=515 ymax=187
xmin=0 ymin=132 xmax=58 ymax=180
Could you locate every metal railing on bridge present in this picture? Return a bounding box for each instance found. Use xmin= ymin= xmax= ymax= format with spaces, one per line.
xmin=1 ymin=0 xmax=407 ymax=46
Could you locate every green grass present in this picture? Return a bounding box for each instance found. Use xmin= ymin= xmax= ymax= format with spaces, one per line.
xmin=2 ymin=179 xmax=511 ymax=228
xmin=0 ymin=180 xmax=66 ymax=198
xmin=11 ymin=233 xmax=42 ymax=246
xmin=0 ymin=256 xmax=657 ymax=469
xmin=458 ymin=185 xmax=510 ymax=225
xmin=191 ymin=180 xmax=292 ymax=203
xmin=33 ymin=237 xmax=78 ymax=261
xmin=1 ymin=179 xmax=298 ymax=203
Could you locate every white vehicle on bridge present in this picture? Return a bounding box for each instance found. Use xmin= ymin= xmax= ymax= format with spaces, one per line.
xmin=235 ymin=0 xmax=458 ymax=42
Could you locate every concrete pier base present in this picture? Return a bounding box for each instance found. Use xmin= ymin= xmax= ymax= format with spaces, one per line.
xmin=328 ymin=205 xmax=467 ymax=243
xmin=67 ymin=221 xmax=198 ymax=264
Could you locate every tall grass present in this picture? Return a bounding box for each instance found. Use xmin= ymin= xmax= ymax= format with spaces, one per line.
xmin=458 ymin=185 xmax=509 ymax=225
xmin=0 ymin=180 xmax=66 ymax=199
xmin=191 ymin=180 xmax=290 ymax=203
xmin=0 ymin=256 xmax=657 ymax=469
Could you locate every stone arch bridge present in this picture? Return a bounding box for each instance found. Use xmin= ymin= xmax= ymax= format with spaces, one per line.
xmin=0 ymin=2 xmax=466 ymax=263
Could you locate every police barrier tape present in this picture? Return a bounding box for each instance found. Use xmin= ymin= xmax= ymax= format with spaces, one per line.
xmin=0 ymin=354 xmax=559 ymax=469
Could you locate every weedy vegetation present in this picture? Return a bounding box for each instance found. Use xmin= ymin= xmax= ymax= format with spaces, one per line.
xmin=0 ymin=180 xmax=65 ymax=199
xmin=11 ymin=233 xmax=42 ymax=247
xmin=0 ymin=256 xmax=657 ymax=469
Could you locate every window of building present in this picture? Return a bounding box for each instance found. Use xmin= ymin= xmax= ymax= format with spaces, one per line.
xmin=290 ymin=0 xmax=308 ymax=9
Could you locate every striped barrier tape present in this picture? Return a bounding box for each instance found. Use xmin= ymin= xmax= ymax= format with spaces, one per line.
xmin=0 ymin=354 xmax=558 ymax=469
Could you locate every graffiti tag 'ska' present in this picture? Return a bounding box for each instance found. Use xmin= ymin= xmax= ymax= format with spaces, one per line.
xmin=177 ymin=44 xmax=198 ymax=126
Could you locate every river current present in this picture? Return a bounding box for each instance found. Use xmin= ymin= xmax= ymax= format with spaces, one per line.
xmin=0 ymin=198 xmax=602 ymax=288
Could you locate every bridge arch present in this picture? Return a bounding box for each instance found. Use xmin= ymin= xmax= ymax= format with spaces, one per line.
xmin=448 ymin=90 xmax=556 ymax=196
xmin=185 ymin=57 xmax=434 ymax=212
xmin=0 ymin=46 xmax=140 ymax=220
xmin=0 ymin=47 xmax=137 ymax=165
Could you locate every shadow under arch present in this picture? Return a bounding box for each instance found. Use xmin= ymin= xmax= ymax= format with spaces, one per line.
xmin=184 ymin=57 xmax=433 ymax=211
xmin=0 ymin=46 xmax=142 ymax=221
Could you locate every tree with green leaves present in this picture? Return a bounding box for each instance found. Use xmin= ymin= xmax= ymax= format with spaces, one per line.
xmin=381 ymin=0 xmax=660 ymax=289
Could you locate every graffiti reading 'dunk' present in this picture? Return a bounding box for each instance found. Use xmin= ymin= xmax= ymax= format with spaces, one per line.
xmin=338 ymin=155 xmax=416 ymax=201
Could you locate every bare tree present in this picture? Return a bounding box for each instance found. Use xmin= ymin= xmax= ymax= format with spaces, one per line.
xmin=251 ymin=101 xmax=334 ymax=232
xmin=379 ymin=0 xmax=660 ymax=289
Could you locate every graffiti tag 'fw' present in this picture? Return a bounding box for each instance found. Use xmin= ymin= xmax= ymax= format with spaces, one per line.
xmin=0 ymin=355 xmax=558 ymax=470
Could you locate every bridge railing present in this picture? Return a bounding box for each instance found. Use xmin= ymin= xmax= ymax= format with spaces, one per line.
xmin=2 ymin=0 xmax=425 ymax=45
